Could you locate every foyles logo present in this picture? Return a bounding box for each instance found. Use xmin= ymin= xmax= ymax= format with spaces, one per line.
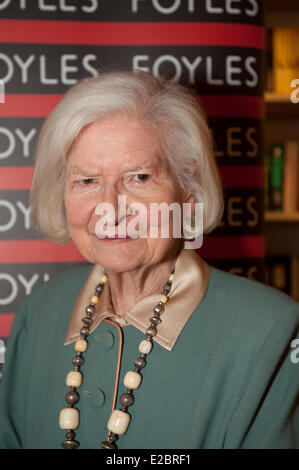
xmin=0 ymin=79 xmax=4 ymax=103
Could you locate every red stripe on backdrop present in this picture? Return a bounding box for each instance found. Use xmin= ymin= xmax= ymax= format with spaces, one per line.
xmin=198 ymin=235 xmax=265 ymax=259
xmin=0 ymin=165 xmax=264 ymax=190
xmin=199 ymin=95 xmax=265 ymax=119
xmin=0 ymin=95 xmax=264 ymax=119
xmin=0 ymin=313 xmax=14 ymax=337
xmin=219 ymin=165 xmax=264 ymax=188
xmin=0 ymin=94 xmax=62 ymax=118
xmin=0 ymin=20 xmax=265 ymax=48
xmin=0 ymin=167 xmax=33 ymax=190
xmin=0 ymin=240 xmax=86 ymax=263
xmin=0 ymin=236 xmax=264 ymax=263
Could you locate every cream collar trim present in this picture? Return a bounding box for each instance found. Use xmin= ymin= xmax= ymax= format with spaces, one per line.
xmin=64 ymin=248 xmax=210 ymax=351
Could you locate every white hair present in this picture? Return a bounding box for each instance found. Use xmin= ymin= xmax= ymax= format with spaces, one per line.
xmin=30 ymin=70 xmax=224 ymax=243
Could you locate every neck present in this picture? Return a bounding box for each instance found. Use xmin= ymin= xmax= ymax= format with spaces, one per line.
xmin=106 ymin=242 xmax=182 ymax=316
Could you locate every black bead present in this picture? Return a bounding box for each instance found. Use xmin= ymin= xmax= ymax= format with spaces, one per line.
xmin=146 ymin=326 xmax=157 ymax=337
xmin=65 ymin=390 xmax=79 ymax=405
xmin=120 ymin=392 xmax=134 ymax=407
xmin=85 ymin=305 xmax=95 ymax=315
xmin=72 ymin=355 xmax=84 ymax=367
xmin=134 ymin=357 xmax=146 ymax=369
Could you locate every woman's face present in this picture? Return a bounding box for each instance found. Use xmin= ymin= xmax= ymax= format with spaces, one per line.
xmin=64 ymin=114 xmax=193 ymax=273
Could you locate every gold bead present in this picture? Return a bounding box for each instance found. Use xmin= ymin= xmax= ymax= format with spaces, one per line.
xmin=160 ymin=295 xmax=168 ymax=304
xmin=75 ymin=339 xmax=88 ymax=352
xmin=90 ymin=295 xmax=99 ymax=304
xmin=100 ymin=274 xmax=108 ymax=284
xmin=168 ymin=274 xmax=174 ymax=281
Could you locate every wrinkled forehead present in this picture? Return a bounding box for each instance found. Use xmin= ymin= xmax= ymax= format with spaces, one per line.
xmin=66 ymin=114 xmax=167 ymax=174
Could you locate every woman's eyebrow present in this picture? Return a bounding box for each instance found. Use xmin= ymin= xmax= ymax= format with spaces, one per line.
xmin=67 ymin=166 xmax=101 ymax=176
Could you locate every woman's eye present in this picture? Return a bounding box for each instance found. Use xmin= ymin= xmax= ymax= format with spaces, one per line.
xmin=79 ymin=178 xmax=95 ymax=186
xmin=132 ymin=174 xmax=151 ymax=183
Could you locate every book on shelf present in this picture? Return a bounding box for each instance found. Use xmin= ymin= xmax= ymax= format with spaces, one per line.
xmin=265 ymin=141 xmax=299 ymax=213
xmin=265 ymin=256 xmax=299 ymax=301
xmin=272 ymin=27 xmax=299 ymax=95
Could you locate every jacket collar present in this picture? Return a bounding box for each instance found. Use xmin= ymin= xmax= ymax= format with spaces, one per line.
xmin=64 ymin=248 xmax=210 ymax=351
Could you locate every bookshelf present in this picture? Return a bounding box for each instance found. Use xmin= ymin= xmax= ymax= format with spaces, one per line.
xmin=264 ymin=1 xmax=299 ymax=301
xmin=265 ymin=212 xmax=299 ymax=223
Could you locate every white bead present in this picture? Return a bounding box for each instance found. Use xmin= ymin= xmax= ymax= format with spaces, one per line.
xmin=66 ymin=371 xmax=82 ymax=388
xmin=139 ymin=340 xmax=152 ymax=355
xmin=75 ymin=339 xmax=88 ymax=352
xmin=124 ymin=370 xmax=142 ymax=390
xmin=107 ymin=410 xmax=130 ymax=435
xmin=59 ymin=407 xmax=79 ymax=430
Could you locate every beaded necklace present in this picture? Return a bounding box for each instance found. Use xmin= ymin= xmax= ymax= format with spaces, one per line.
xmin=59 ymin=270 xmax=174 ymax=449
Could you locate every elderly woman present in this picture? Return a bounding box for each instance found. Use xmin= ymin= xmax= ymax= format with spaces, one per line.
xmin=0 ymin=71 xmax=298 ymax=450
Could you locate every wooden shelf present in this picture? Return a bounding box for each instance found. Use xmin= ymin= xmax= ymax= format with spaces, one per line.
xmin=265 ymin=211 xmax=299 ymax=222
xmin=265 ymin=92 xmax=291 ymax=103
xmin=265 ymin=93 xmax=299 ymax=119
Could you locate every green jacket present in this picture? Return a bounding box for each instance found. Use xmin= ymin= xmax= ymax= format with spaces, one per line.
xmin=0 ymin=264 xmax=298 ymax=449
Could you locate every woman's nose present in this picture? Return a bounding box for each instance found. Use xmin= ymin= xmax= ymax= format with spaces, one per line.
xmin=95 ymin=184 xmax=124 ymax=227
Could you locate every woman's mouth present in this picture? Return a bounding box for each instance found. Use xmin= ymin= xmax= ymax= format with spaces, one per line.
xmin=95 ymin=234 xmax=137 ymax=242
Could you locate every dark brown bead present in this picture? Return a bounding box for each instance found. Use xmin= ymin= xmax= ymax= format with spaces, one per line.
xmin=61 ymin=430 xmax=79 ymax=448
xmin=101 ymin=432 xmax=118 ymax=449
xmin=120 ymin=393 xmax=134 ymax=407
xmin=163 ymin=281 xmax=172 ymax=295
xmin=150 ymin=316 xmax=161 ymax=325
xmin=82 ymin=316 xmax=93 ymax=326
xmin=66 ymin=430 xmax=76 ymax=439
xmin=72 ymin=355 xmax=84 ymax=367
xmin=65 ymin=390 xmax=79 ymax=405
xmin=146 ymin=326 xmax=157 ymax=337
xmin=101 ymin=440 xmax=117 ymax=449
xmin=85 ymin=305 xmax=95 ymax=315
xmin=80 ymin=327 xmax=89 ymax=337
xmin=61 ymin=439 xmax=80 ymax=449
xmin=134 ymin=357 xmax=146 ymax=369
xmin=154 ymin=304 xmax=164 ymax=315
xmin=95 ymin=284 xmax=103 ymax=294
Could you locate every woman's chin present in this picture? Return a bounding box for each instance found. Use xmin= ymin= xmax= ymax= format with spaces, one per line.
xmin=84 ymin=237 xmax=145 ymax=272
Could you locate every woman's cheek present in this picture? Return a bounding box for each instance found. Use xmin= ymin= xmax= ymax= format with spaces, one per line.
xmin=65 ymin=198 xmax=94 ymax=229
